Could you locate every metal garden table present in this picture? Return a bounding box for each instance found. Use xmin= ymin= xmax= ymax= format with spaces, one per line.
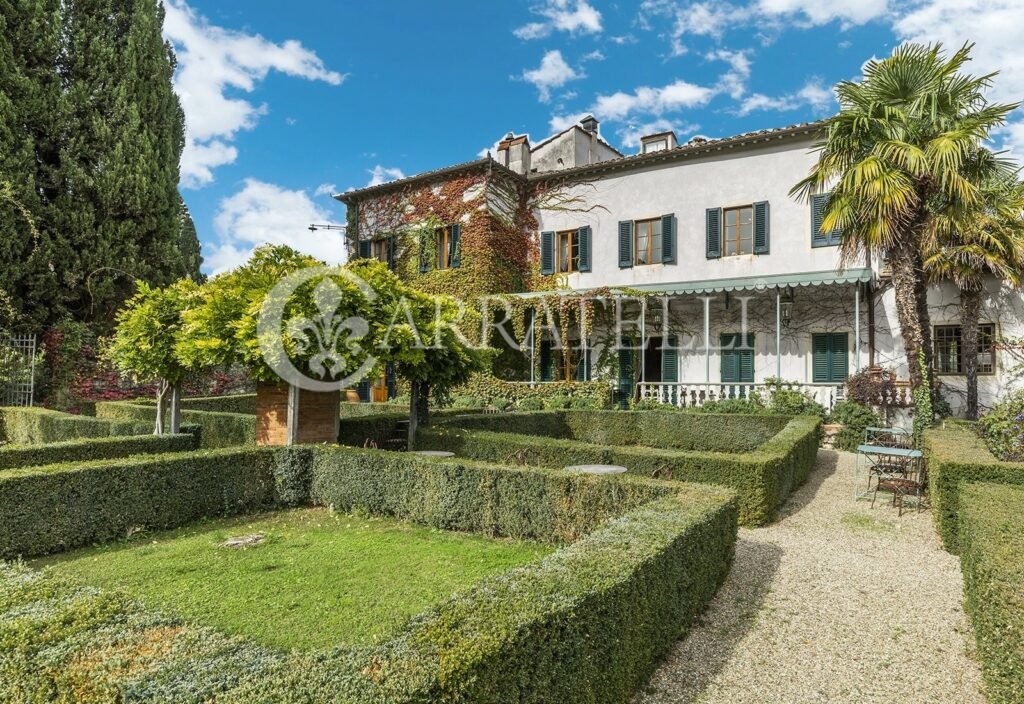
xmin=854 ymin=444 xmax=923 ymax=500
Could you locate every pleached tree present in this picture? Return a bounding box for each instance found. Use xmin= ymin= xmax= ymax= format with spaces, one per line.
xmin=792 ymin=43 xmax=1019 ymax=397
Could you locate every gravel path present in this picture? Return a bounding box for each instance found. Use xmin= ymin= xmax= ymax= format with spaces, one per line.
xmin=638 ymin=449 xmax=985 ymax=704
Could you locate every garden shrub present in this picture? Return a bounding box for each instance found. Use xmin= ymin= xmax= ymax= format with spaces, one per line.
xmin=697 ymin=397 xmax=765 ymax=414
xmin=979 ymin=389 xmax=1024 ymax=461
xmin=0 ymin=447 xmax=283 ymax=558
xmin=0 ymin=432 xmax=198 ymax=470
xmin=923 ymin=424 xmax=1024 ymax=552
xmin=517 ymin=396 xmax=545 ymax=411
xmin=959 ymin=483 xmax=1024 ymax=704
xmin=451 ymin=394 xmax=486 ymax=408
xmin=95 ymin=400 xmax=256 ymax=448
xmin=829 ymin=400 xmax=879 ymax=451
xmin=0 ymin=407 xmax=150 ymax=445
xmin=543 ymin=394 xmax=573 ymax=409
xmin=0 ymin=445 xmax=738 ymax=704
xmin=453 ymin=372 xmax=614 ymax=409
xmin=423 ymin=414 xmax=820 ymax=525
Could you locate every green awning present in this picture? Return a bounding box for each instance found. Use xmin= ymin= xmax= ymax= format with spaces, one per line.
xmin=513 ymin=268 xmax=875 ymax=299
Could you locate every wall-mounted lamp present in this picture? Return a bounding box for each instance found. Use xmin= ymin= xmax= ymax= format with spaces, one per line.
xmin=780 ymin=286 xmax=795 ymax=327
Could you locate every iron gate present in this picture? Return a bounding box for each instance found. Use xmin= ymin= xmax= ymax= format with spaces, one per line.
xmin=1 ymin=333 xmax=36 ymax=406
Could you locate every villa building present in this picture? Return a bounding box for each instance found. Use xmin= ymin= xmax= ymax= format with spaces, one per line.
xmin=336 ymin=117 xmax=1024 ymax=415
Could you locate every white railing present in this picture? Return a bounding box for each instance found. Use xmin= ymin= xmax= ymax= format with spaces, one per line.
xmin=637 ymin=381 xmax=846 ymax=410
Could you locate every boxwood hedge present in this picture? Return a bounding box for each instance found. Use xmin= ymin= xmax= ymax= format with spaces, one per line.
xmin=959 ymin=483 xmax=1024 ymax=704
xmin=96 ymin=400 xmax=257 ymax=448
xmin=420 ymin=414 xmax=820 ymax=526
xmin=923 ymin=424 xmax=1024 ymax=552
xmin=435 ymin=409 xmax=788 ymax=452
xmin=0 ymin=431 xmax=198 ymax=470
xmin=0 ymin=406 xmax=151 ymax=445
xmin=0 ymin=445 xmax=737 ymax=703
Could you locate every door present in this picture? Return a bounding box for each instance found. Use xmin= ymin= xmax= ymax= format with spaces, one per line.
xmin=371 ymin=374 xmax=389 ymax=402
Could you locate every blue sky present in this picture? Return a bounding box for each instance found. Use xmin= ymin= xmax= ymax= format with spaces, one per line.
xmin=163 ymin=0 xmax=1024 ymax=274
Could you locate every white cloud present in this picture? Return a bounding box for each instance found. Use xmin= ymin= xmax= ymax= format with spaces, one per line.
xmin=592 ymin=79 xmax=715 ymax=121
xmin=314 ymin=183 xmax=337 ymax=196
xmin=207 ymin=179 xmax=343 ymax=274
xmin=757 ymin=0 xmax=889 ymax=27
xmin=708 ymin=48 xmax=752 ymax=99
xmin=163 ymin=0 xmax=344 ymax=188
xmin=609 ymin=34 xmax=638 ymax=45
xmin=366 ymin=165 xmax=405 ymax=187
xmin=549 ymin=112 xmax=591 ymax=133
xmin=521 ymin=50 xmax=583 ymax=102
xmin=736 ymin=78 xmax=834 ymax=116
xmin=581 ymin=50 xmax=606 ymax=62
xmin=514 ymin=0 xmax=602 ymax=39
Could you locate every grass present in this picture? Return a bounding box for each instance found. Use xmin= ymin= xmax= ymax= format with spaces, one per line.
xmin=840 ymin=511 xmax=894 ymax=534
xmin=33 ymin=508 xmax=552 ymax=651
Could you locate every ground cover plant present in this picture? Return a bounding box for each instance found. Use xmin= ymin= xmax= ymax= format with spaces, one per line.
xmin=419 ymin=410 xmax=820 ymax=525
xmin=0 ymin=442 xmax=738 ymax=703
xmin=34 ymin=507 xmax=551 ymax=651
xmin=959 ymin=482 xmax=1024 ymax=704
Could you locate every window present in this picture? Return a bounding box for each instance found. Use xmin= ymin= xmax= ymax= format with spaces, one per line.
xmin=634 ymin=218 xmax=663 ymax=265
xmin=811 ymin=332 xmax=849 ymax=383
xmin=720 ymin=332 xmax=755 ymax=383
xmin=371 ymin=239 xmax=388 ymax=264
xmin=556 ymin=229 xmax=579 ymax=273
xmin=436 ymin=225 xmax=459 ymax=270
xmin=934 ymin=324 xmax=995 ymax=375
xmin=724 ymin=205 xmax=754 ymax=256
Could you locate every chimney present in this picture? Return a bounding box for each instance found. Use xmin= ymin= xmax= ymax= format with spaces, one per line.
xmin=496 ymin=132 xmax=531 ymax=175
xmin=640 ymin=130 xmax=678 ymax=154
xmin=580 ymin=115 xmax=599 ymax=134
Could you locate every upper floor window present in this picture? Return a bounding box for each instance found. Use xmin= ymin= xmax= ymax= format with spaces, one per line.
xmin=634 ymin=217 xmax=663 ymax=266
xmin=371 ymin=238 xmax=389 ymax=264
xmin=811 ymin=192 xmax=842 ymax=247
xmin=557 ymin=229 xmax=579 ymax=273
xmin=435 ymin=224 xmax=460 ymax=270
xmin=934 ymin=323 xmax=995 ymax=375
xmin=724 ymin=205 xmax=754 ymax=256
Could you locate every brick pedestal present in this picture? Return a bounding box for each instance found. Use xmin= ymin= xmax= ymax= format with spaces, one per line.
xmin=256 ymin=381 xmax=340 ymax=446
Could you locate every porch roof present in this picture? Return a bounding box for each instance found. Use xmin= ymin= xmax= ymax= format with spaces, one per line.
xmin=513 ymin=267 xmax=875 ymax=299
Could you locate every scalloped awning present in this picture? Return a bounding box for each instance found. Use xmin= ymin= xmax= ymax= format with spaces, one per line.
xmin=514 ymin=268 xmax=875 ymax=299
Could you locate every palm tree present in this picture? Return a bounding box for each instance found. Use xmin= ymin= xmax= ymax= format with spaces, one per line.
xmin=792 ymin=43 xmax=1019 ymax=393
xmin=924 ymin=154 xmax=1024 ymax=419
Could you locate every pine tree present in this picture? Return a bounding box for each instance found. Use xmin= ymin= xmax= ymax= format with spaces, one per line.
xmin=177 ymin=196 xmax=205 ymax=283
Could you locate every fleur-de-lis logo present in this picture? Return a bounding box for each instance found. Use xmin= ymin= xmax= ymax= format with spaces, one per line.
xmin=286 ymin=279 xmax=368 ymax=379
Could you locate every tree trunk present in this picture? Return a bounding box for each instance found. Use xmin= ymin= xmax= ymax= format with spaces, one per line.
xmin=887 ymin=239 xmax=932 ymax=392
xmin=169 ymin=382 xmax=182 ymax=434
xmin=154 ymin=380 xmax=167 ymax=435
xmin=408 ymin=381 xmax=419 ymax=451
xmin=417 ymin=382 xmax=431 ymax=428
xmin=960 ymin=288 xmax=982 ymax=421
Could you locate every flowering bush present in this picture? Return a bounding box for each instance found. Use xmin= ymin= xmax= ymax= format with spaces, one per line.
xmin=979 ymin=390 xmax=1024 ymax=461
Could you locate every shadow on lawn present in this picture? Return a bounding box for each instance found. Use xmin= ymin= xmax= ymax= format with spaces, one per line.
xmin=636 ymin=537 xmax=784 ymax=703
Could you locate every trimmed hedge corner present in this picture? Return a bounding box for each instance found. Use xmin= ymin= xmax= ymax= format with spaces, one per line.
xmin=95 ymin=400 xmax=256 ymax=448
xmin=421 ymin=412 xmax=820 ymax=526
xmin=959 ymin=483 xmax=1024 ymax=704
xmin=923 ymin=424 xmax=1024 ymax=552
xmin=0 ymin=444 xmax=737 ymax=703
xmin=0 ymin=432 xmax=198 ymax=470
xmin=0 ymin=406 xmax=151 ymax=445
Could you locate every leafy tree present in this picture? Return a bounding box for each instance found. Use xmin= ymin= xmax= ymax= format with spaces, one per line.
xmin=793 ymin=43 xmax=1019 ymax=394
xmin=106 ymin=279 xmax=201 ymax=433
xmin=177 ymin=197 xmax=206 ymax=283
xmin=924 ymin=156 xmax=1024 ymax=419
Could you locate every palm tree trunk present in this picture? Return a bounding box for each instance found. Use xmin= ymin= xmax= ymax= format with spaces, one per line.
xmin=888 ymin=240 xmax=932 ymax=391
xmin=960 ymin=288 xmax=982 ymax=420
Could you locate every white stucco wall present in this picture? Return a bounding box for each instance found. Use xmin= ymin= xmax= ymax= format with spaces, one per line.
xmin=534 ymin=137 xmax=867 ymax=289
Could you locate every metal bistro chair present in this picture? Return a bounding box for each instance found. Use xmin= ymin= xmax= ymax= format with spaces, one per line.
xmin=861 ymin=426 xmax=914 ymax=492
xmin=871 ymin=454 xmax=927 ymax=516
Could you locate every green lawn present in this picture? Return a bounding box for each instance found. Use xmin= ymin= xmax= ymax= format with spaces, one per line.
xmin=34 ymin=508 xmax=552 ymax=651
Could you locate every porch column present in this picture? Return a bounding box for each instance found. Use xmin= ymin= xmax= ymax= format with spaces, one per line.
xmin=529 ymin=309 xmax=535 ymax=385
xmin=640 ymin=297 xmax=646 ymax=384
xmin=854 ymin=284 xmax=861 ymax=372
xmin=775 ymin=288 xmax=782 ymax=378
xmin=703 ymin=296 xmax=711 ymax=383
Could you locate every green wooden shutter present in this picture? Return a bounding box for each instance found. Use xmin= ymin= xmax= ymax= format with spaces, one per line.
xmin=661 ymin=335 xmax=678 ymax=382
xmin=811 ymin=193 xmax=830 ymax=247
xmin=811 ymin=333 xmax=830 ymax=383
xmin=739 ymin=344 xmax=754 ymax=383
xmin=386 ymin=236 xmax=395 ymax=270
xmin=575 ymin=347 xmax=590 ymax=381
xmin=539 ymin=340 xmax=553 ymax=382
xmin=706 ymin=208 xmax=721 ymax=259
xmin=358 ymin=239 xmax=371 ymax=259
xmin=618 ymin=221 xmax=633 ymax=268
xmin=753 ymin=201 xmax=770 ymax=254
xmin=661 ymin=214 xmax=675 ymax=264
xmin=829 ymin=332 xmax=849 ymax=382
xmin=577 ymin=226 xmax=591 ymax=271
xmin=618 ymin=347 xmax=633 ymax=408
xmin=720 ymin=333 xmax=738 ymax=383
xmin=356 ymin=380 xmax=370 ymax=402
xmin=418 ymin=232 xmax=429 ymax=273
xmin=385 ymin=363 xmax=397 ymax=398
xmin=449 ymin=224 xmax=461 ymax=268
xmin=540 ymin=231 xmax=555 ymax=275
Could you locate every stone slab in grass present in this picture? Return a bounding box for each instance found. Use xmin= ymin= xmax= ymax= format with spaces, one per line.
xmin=33 ymin=507 xmax=551 ymax=651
